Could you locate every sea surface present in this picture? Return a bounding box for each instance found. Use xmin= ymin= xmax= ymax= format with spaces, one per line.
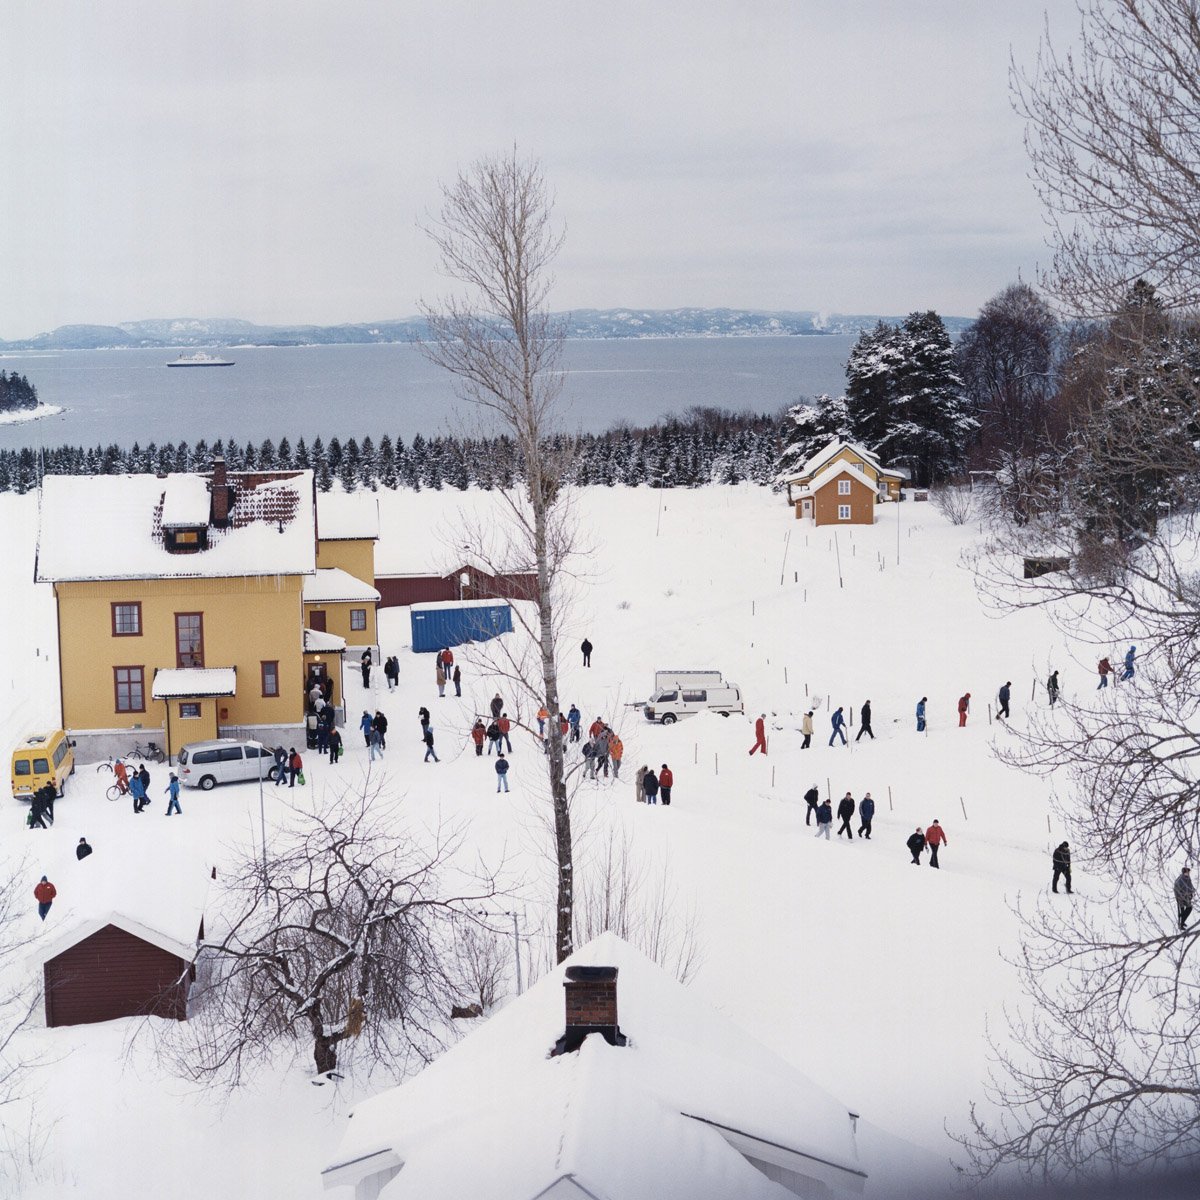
xmin=0 ymin=336 xmax=854 ymax=451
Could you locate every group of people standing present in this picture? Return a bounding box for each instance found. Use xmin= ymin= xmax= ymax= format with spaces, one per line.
xmin=435 ymin=647 xmax=462 ymax=698
xmin=635 ymin=764 xmax=673 ymax=805
xmin=803 ymin=785 xmax=948 ymax=867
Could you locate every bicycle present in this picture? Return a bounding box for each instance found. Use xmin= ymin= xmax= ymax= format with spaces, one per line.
xmin=129 ymin=741 xmax=167 ymax=764
xmin=106 ymin=780 xmax=130 ymax=803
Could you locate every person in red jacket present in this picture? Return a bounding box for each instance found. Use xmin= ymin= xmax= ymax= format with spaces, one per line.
xmin=470 ymin=719 xmax=486 ymax=757
xmin=957 ymin=693 xmax=970 ymax=728
xmin=749 ymin=713 xmax=768 ymax=755
xmin=588 ymin=718 xmax=605 ymax=739
xmin=925 ymin=819 xmax=948 ymax=868
xmin=658 ymin=763 xmax=674 ymax=805
xmin=497 ymin=713 xmax=513 ymax=753
xmin=34 ymin=875 xmax=57 ymax=920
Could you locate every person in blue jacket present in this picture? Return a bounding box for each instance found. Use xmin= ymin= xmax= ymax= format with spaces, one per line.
xmin=828 ymin=707 xmax=847 ymax=746
xmin=1121 ymin=645 xmax=1136 ymax=682
xmin=813 ymin=799 xmax=833 ymax=839
xmin=567 ymin=705 xmax=582 ymax=743
xmin=360 ymin=710 xmax=374 ymax=746
xmin=495 ymin=752 xmax=510 ymax=793
xmin=916 ymin=697 xmax=927 ymax=732
xmin=164 ymin=773 xmax=182 ymax=816
xmin=857 ymin=792 xmax=875 ymax=839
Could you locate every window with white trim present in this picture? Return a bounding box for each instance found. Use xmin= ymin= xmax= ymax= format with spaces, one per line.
xmin=838 ymin=504 xmax=852 ymax=520
xmin=837 ymin=479 xmax=852 ymax=495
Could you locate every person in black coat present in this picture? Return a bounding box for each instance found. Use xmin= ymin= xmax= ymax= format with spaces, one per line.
xmin=642 ymin=769 xmax=660 ymax=805
xmin=855 ymin=700 xmax=874 ymax=741
xmin=836 ymin=793 xmax=856 ymax=838
xmin=998 ymin=681 xmax=1012 ymax=720
xmin=138 ymin=764 xmax=151 ymax=796
xmin=803 ymin=785 xmax=820 ymax=826
xmin=857 ymin=793 xmax=875 ymax=839
xmin=76 ymin=837 xmax=93 ymax=860
xmin=418 ymin=706 xmax=431 ymax=738
xmin=373 ymin=710 xmax=389 ymax=750
xmin=907 ymin=827 xmax=926 ymax=864
xmin=1052 ymin=841 xmax=1072 ymax=893
xmin=814 ymin=800 xmax=833 ymax=839
xmin=581 ymin=637 xmax=593 ymax=667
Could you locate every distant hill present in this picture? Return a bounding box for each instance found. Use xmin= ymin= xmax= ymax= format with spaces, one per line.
xmin=0 ymin=308 xmax=973 ymax=351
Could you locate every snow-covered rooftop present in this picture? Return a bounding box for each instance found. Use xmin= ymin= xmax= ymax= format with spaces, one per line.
xmin=409 ymin=598 xmax=513 ymax=613
xmin=324 ymin=933 xmax=865 ymax=1200
xmin=304 ymin=627 xmax=347 ymax=652
xmin=781 ymin=439 xmax=904 ymax=486
xmin=799 ymin=460 xmax=880 ymax=496
xmin=160 ymin=475 xmax=211 ymax=528
xmin=35 ymin=470 xmax=317 ymax=583
xmin=317 ymin=490 xmax=379 ymax=541
xmin=151 ymin=668 xmax=237 ymax=699
xmin=302 ymin=567 xmax=380 ymax=604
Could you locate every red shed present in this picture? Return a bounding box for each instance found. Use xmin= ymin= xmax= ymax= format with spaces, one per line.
xmin=33 ymin=860 xmax=209 ymax=1028
xmin=376 ymin=562 xmax=539 ymax=609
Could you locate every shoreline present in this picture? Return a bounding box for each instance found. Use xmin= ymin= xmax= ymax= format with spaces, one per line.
xmin=0 ymin=403 xmax=65 ymax=426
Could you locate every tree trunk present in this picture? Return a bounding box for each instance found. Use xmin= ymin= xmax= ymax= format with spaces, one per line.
xmin=310 ymin=1007 xmax=338 ymax=1075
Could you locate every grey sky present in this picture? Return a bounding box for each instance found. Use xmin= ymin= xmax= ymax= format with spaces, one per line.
xmin=0 ymin=1 xmax=1076 ymax=338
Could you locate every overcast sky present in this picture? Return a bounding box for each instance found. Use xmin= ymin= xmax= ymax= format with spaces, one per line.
xmin=0 ymin=1 xmax=1078 ymax=338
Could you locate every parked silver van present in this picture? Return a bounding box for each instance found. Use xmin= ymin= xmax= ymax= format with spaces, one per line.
xmin=643 ymin=670 xmax=745 ymax=724
xmin=177 ymin=739 xmax=274 ymax=790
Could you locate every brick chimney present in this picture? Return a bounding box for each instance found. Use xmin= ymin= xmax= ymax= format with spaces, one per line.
xmin=552 ymin=965 xmax=626 ymax=1055
xmin=210 ymin=457 xmax=231 ymax=526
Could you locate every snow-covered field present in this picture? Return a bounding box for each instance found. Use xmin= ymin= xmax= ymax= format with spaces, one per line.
xmin=0 ymin=483 xmax=1105 ymax=1198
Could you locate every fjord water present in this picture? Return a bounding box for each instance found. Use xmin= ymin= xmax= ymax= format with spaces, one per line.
xmin=0 ymin=335 xmax=854 ymax=451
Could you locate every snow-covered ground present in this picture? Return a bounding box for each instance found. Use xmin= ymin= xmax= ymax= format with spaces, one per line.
xmin=0 ymin=404 xmax=64 ymax=426
xmin=0 ymin=484 xmax=1106 ymax=1198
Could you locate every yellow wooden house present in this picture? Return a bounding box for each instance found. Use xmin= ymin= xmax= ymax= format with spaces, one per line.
xmin=35 ymin=460 xmax=324 ymax=760
xmin=778 ymin=439 xmax=907 ymax=520
xmin=307 ymin=492 xmax=380 ymax=650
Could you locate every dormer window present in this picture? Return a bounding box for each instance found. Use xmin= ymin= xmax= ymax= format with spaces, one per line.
xmin=165 ymin=527 xmax=208 ymax=553
xmin=162 ymin=475 xmax=213 ymax=553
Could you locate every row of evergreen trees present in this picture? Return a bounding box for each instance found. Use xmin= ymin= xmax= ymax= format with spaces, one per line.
xmin=0 ymin=371 xmax=38 ymax=412
xmin=0 ymin=411 xmax=782 ymax=495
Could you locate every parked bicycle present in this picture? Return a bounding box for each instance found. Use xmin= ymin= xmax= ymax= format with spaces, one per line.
xmin=129 ymin=741 xmax=166 ymax=764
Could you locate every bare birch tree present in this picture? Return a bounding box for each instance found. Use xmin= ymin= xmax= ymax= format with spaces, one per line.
xmin=419 ymin=149 xmax=578 ymax=962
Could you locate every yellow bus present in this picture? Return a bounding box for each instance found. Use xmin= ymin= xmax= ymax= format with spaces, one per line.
xmin=12 ymin=731 xmax=75 ymax=801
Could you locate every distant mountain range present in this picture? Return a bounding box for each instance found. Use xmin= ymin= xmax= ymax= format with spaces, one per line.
xmin=0 ymin=308 xmax=973 ymax=351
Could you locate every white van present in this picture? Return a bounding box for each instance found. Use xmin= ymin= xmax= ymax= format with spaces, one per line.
xmin=177 ymin=739 xmax=275 ymax=790
xmin=643 ymin=671 xmax=745 ymax=724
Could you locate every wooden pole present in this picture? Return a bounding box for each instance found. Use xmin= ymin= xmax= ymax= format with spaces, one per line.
xmin=826 ymin=776 xmax=832 ymax=800
xmin=1031 ymin=678 xmax=1037 ymax=701
xmin=1046 ymin=813 xmax=1052 ymax=834
xmin=694 ymin=742 xmax=698 ymax=764
xmin=987 ymin=703 xmax=992 ymax=725
xmin=888 ymin=785 xmax=893 ymax=811
xmin=834 ymin=531 xmax=844 ymax=588
xmin=714 ymin=752 xmax=719 ymax=776
xmin=771 ymin=766 xmax=776 ymax=788
xmin=784 ymin=666 xmax=788 ymax=684
xmin=959 ymin=796 xmax=968 ymax=820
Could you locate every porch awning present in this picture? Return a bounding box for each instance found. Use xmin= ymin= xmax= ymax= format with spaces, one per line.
xmin=151 ymin=667 xmax=237 ymax=699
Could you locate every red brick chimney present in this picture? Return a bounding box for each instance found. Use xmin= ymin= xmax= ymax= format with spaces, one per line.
xmin=210 ymin=457 xmax=231 ymax=526
xmin=553 ymin=965 xmax=626 ymax=1055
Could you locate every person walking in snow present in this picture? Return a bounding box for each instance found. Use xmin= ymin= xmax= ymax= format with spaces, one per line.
xmin=360 ymin=710 xmax=374 ymax=746
xmin=1121 ymin=645 xmax=1136 ymax=682
xmin=384 ymin=655 xmax=399 ymax=691
xmin=582 ymin=738 xmax=598 ymax=779
xmin=594 ymin=727 xmax=611 ymax=778
xmin=916 ymin=696 xmax=927 ymax=732
xmin=274 ymin=744 xmax=288 ymax=786
xmin=925 ymin=819 xmax=948 ymax=869
xmin=801 ymin=711 xmax=813 ymax=749
xmin=497 ymin=713 xmax=513 ymax=754
xmin=749 ymin=713 xmax=768 ymax=756
xmin=288 ymin=748 xmax=303 ymax=788
xmin=997 ymin=681 xmax=1011 ymax=721
xmin=34 ymin=876 xmax=56 ymax=921
xmin=957 ymin=693 xmax=971 ymax=728
xmin=76 ymin=837 xmax=93 ymax=860
xmin=423 ymin=724 xmax=439 ymax=763
xmin=1175 ymin=866 xmax=1194 ymax=930
xmin=374 ymin=711 xmax=389 ymax=749
xmin=453 ymin=665 xmax=462 ymax=697
xmin=490 ymin=692 xmax=504 ymax=720
xmin=328 ymin=728 xmax=342 ymax=764
xmin=27 ymin=787 xmax=50 ymax=829
xmin=609 ymin=733 xmax=624 ymax=780
xmin=471 ymin=719 xmax=486 ymax=756
xmin=635 ymin=765 xmax=648 ymax=803
xmin=360 ymin=649 xmax=372 ymax=689
xmin=537 ymin=707 xmax=549 ymax=736
xmin=418 ymin=706 xmax=431 ymax=737
xmin=804 ymin=785 xmax=820 ymax=826
xmin=368 ymin=725 xmax=384 ymax=762
xmin=658 ymin=763 xmax=673 ymax=804
xmin=1047 ymin=671 xmax=1060 ymax=706
xmin=836 ymin=793 xmax=856 ymax=839
xmin=907 ymin=827 xmax=926 ymax=865
xmin=1097 ymin=657 xmax=1111 ymax=689
xmin=568 ymin=705 xmax=582 ymax=743
xmin=1052 ymin=841 xmax=1072 ymax=894
xmin=486 ymin=719 xmax=502 ymax=756
xmin=138 ymin=763 xmax=151 ymax=796
xmin=814 ymin=799 xmax=833 ymax=840
xmin=857 ymin=793 xmax=875 ymax=839
xmin=855 ymin=700 xmax=874 ymax=742
xmin=164 ymin=773 xmax=182 ymax=816
xmin=128 ymin=771 xmax=147 ymax=814
xmin=643 ymin=768 xmax=660 ymax=805
xmin=495 ymin=752 xmax=510 ymax=793
xmin=829 ymin=707 xmax=847 ymax=746
xmin=581 ymin=637 xmax=593 ymax=667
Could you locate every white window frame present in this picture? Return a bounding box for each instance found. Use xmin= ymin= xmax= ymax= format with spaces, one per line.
xmin=838 ymin=504 xmax=852 ymax=521
xmin=837 ymin=479 xmax=852 ymax=496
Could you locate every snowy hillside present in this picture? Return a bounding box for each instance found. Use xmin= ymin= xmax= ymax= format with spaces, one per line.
xmin=0 ymin=483 xmax=1104 ymax=1198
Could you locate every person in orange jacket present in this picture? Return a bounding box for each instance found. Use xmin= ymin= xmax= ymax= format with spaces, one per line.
xmin=537 ymin=706 xmax=550 ymax=736
xmin=588 ymin=717 xmax=605 ymax=739
xmin=957 ymin=693 xmax=971 ymax=728
xmin=497 ymin=713 xmax=513 ymax=753
xmin=608 ymin=732 xmax=624 ymax=779
xmin=34 ymin=875 xmax=57 ymax=920
xmin=470 ymin=719 xmax=486 ymax=757
xmin=658 ymin=763 xmax=673 ymax=804
xmin=925 ymin=819 xmax=948 ymax=868
xmin=749 ymin=714 xmax=768 ymax=755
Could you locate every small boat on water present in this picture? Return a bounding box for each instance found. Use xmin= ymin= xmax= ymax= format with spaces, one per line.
xmin=167 ymin=351 xmax=235 ymax=368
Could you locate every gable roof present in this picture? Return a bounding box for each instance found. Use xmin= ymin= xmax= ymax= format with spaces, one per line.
xmin=800 ymin=461 xmax=879 ymax=495
xmin=317 ymin=490 xmax=380 ymax=541
xmin=302 ymin=567 xmax=381 ymax=604
xmin=780 ymin=439 xmax=903 ymax=486
xmin=304 ymin=627 xmax=347 ymax=653
xmin=324 ymin=934 xmax=865 ymax=1200
xmin=35 ymin=469 xmax=317 ymax=583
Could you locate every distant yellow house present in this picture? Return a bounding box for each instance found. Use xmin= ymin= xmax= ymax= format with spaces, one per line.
xmin=778 ymin=439 xmax=907 ymax=521
xmin=34 ymin=460 xmax=346 ymax=760
xmin=308 ymin=493 xmax=380 ymax=649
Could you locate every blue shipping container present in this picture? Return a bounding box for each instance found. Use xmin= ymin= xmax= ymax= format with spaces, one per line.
xmin=409 ymin=602 xmax=514 ymax=653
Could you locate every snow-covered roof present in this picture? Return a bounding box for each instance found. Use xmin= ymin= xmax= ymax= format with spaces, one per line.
xmin=35 ymin=470 xmax=317 ymax=583
xmin=160 ymin=475 xmax=211 ymax=528
xmin=409 ymin=598 xmax=513 ymax=613
xmin=799 ymin=460 xmax=879 ymax=496
xmin=30 ymin=852 xmax=211 ymax=966
xmin=304 ymin=627 xmax=347 ymax=653
xmin=317 ymin=490 xmax=379 ymax=541
xmin=781 ymin=439 xmax=901 ymax=486
xmin=151 ymin=667 xmax=237 ymax=699
xmin=324 ymin=934 xmax=865 ymax=1200
xmin=302 ymin=567 xmax=380 ymax=604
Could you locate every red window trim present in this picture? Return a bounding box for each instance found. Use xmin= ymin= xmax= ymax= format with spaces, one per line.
xmin=114 ymin=665 xmax=146 ymax=713
xmin=350 ymin=608 xmax=367 ymax=631
xmin=111 ymin=601 xmax=142 ymax=637
xmin=174 ymin=611 xmax=205 ymax=669
xmin=261 ymin=660 xmax=280 ymax=698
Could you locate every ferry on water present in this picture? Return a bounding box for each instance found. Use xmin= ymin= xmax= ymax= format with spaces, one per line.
xmin=166 ymin=351 xmax=235 ymax=368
